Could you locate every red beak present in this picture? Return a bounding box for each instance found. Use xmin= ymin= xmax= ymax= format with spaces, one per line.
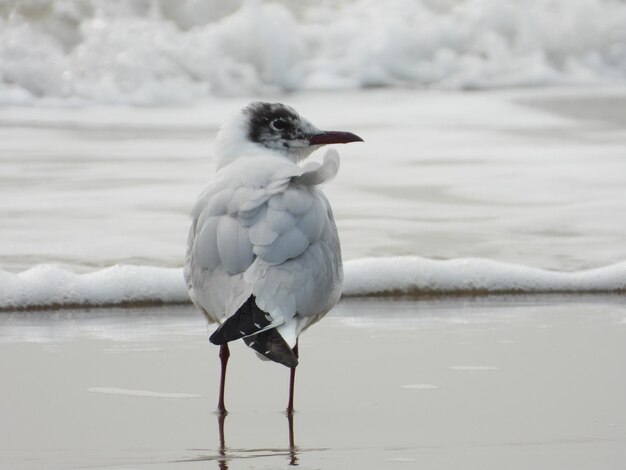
xmin=309 ymin=131 xmax=364 ymax=146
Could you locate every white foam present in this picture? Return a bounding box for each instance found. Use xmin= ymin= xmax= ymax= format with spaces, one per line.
xmin=342 ymin=257 xmax=626 ymax=296
xmin=87 ymin=387 xmax=200 ymax=399
xmin=1 ymin=257 xmax=625 ymax=311
xmin=0 ymin=264 xmax=188 ymax=310
xmin=1 ymin=0 xmax=625 ymax=105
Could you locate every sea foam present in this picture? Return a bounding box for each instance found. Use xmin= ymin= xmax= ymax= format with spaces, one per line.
xmin=1 ymin=0 xmax=625 ymax=105
xmin=341 ymin=257 xmax=626 ymax=296
xmin=0 ymin=264 xmax=188 ymax=311
xmin=1 ymin=257 xmax=624 ymax=311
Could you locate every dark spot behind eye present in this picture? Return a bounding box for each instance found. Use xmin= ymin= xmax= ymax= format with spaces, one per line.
xmin=246 ymin=102 xmax=299 ymax=143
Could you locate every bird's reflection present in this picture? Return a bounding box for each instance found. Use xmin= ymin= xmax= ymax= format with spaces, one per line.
xmin=217 ymin=413 xmax=227 ymax=470
xmin=215 ymin=412 xmax=299 ymax=469
xmin=287 ymin=412 xmax=298 ymax=466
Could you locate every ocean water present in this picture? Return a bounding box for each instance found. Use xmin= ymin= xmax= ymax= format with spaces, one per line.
xmin=1 ymin=87 xmax=626 ymax=309
xmin=1 ymin=0 xmax=626 ymax=308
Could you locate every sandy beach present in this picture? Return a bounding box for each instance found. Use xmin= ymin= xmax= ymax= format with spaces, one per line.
xmin=1 ymin=296 xmax=625 ymax=469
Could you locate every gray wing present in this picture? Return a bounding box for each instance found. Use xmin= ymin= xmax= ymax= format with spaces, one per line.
xmin=185 ymin=151 xmax=343 ymax=335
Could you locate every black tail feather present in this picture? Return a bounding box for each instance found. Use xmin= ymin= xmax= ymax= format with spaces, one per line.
xmin=244 ymin=329 xmax=298 ymax=368
xmin=209 ymin=295 xmax=273 ymax=345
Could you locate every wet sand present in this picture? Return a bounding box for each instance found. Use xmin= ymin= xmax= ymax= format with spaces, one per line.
xmin=1 ymin=296 xmax=625 ymax=469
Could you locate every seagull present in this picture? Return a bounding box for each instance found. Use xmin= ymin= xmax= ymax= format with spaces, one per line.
xmin=184 ymin=102 xmax=363 ymax=415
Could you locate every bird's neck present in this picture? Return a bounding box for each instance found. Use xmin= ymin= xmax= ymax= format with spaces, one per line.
xmin=215 ymin=142 xmax=302 ymax=170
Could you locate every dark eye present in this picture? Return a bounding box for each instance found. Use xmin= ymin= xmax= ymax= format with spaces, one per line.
xmin=270 ymin=119 xmax=287 ymax=131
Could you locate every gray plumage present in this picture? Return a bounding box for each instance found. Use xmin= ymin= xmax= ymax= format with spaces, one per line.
xmin=185 ymin=103 xmax=360 ymax=363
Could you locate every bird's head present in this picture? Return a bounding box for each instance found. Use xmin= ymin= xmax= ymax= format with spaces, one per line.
xmin=215 ymin=102 xmax=363 ymax=167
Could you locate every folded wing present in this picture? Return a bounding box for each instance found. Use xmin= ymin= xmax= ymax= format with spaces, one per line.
xmin=185 ymin=151 xmax=341 ymax=340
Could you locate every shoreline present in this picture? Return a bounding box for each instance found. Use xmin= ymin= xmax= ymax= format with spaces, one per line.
xmin=1 ymin=296 xmax=625 ymax=469
xmin=2 ymin=255 xmax=626 ymax=312
xmin=2 ymin=290 xmax=626 ymax=314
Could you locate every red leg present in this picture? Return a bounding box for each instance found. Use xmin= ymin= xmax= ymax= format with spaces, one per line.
xmin=286 ymin=342 xmax=299 ymax=416
xmin=217 ymin=343 xmax=230 ymax=415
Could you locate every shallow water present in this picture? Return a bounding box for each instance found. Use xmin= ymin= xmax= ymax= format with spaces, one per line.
xmin=2 ymin=88 xmax=626 ymax=276
xmin=1 ymin=297 xmax=625 ymax=469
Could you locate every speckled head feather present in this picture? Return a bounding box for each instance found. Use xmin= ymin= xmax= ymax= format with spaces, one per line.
xmin=246 ymin=102 xmax=300 ymax=142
